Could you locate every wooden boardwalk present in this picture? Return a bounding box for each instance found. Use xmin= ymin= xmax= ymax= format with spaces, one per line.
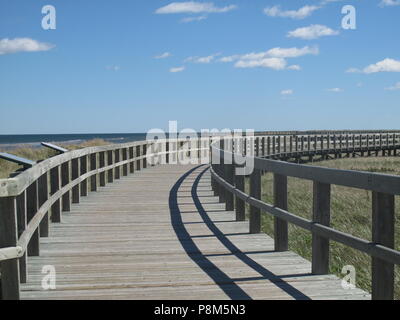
xmin=19 ymin=164 xmax=369 ymax=300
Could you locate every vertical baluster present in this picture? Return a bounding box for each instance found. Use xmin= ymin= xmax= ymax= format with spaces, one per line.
xmin=234 ymin=162 xmax=245 ymax=221
xmin=372 ymin=192 xmax=395 ymax=300
xmin=224 ymin=152 xmax=234 ymax=211
xmin=267 ymin=136 xmax=271 ymax=155
xmin=249 ymin=168 xmax=261 ymax=234
xmin=114 ymin=149 xmax=121 ymax=179
xmin=136 ymin=145 xmax=142 ymax=171
xmin=90 ymin=153 xmax=97 ymax=191
xmin=16 ymin=191 xmax=27 ymax=284
xmin=80 ymin=156 xmax=88 ymax=196
xmin=129 ymin=147 xmax=135 ymax=173
xmin=50 ymin=166 xmax=61 ymax=222
xmin=274 ymin=174 xmax=288 ymax=251
xmin=71 ymin=158 xmax=80 ymax=203
xmin=99 ymin=152 xmax=106 ymax=187
xmin=0 ymin=196 xmax=20 ymax=300
xmin=37 ymin=173 xmax=49 ymax=238
xmin=27 ymin=181 xmax=40 ymax=256
xmin=312 ymin=181 xmax=331 ymax=274
xmin=143 ymin=144 xmax=148 ymax=169
xmin=61 ymin=161 xmax=71 ymax=211
xmin=107 ymin=150 xmax=114 ymax=183
xmin=122 ymin=148 xmax=128 ymax=176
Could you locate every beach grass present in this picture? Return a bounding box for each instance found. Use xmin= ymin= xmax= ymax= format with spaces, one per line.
xmin=0 ymin=139 xmax=110 ymax=179
xmin=245 ymin=156 xmax=400 ymax=299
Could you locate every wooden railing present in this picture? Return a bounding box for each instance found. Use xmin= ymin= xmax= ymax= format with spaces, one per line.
xmin=210 ymin=132 xmax=400 ymax=300
xmin=0 ymin=138 xmax=211 ymax=300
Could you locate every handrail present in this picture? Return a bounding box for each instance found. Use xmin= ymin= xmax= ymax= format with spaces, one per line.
xmin=209 ymin=131 xmax=400 ymax=300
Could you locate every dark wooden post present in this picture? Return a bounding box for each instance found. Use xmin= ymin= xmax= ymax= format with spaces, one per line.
xmin=90 ymin=153 xmax=97 ymax=191
xmin=272 ymin=136 xmax=276 ymax=154
xmin=267 ymin=136 xmax=271 ymax=155
xmin=273 ymin=174 xmax=288 ymax=251
xmin=224 ymin=154 xmax=234 ymax=211
xmin=16 ymin=192 xmax=27 ymax=283
xmin=143 ymin=144 xmax=148 ymax=169
xmin=26 ymin=181 xmax=40 ymax=256
xmin=122 ymin=148 xmax=128 ymax=176
xmin=80 ymin=156 xmax=88 ymax=196
xmin=129 ymin=147 xmax=135 ymax=173
xmin=249 ymin=168 xmax=261 ymax=234
xmin=312 ymin=181 xmax=331 ymax=274
xmin=114 ymin=149 xmax=121 ymax=179
xmin=38 ymin=173 xmax=49 ymax=237
xmin=61 ymin=161 xmax=71 ymax=211
xmin=99 ymin=152 xmax=106 ymax=187
xmin=235 ymin=164 xmax=245 ymax=221
xmin=50 ymin=166 xmax=61 ymax=222
xmin=261 ymin=137 xmax=266 ymax=156
xmin=371 ymin=192 xmax=395 ymax=300
xmin=136 ymin=146 xmax=141 ymax=171
xmin=218 ymin=140 xmax=226 ymax=204
xmin=107 ymin=150 xmax=114 ymax=183
xmin=0 ymin=196 xmax=20 ymax=300
xmin=71 ymin=158 xmax=80 ymax=203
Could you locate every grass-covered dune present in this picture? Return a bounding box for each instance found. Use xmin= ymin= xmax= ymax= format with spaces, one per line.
xmin=248 ymin=157 xmax=400 ymax=299
xmin=0 ymin=139 xmax=109 ymax=179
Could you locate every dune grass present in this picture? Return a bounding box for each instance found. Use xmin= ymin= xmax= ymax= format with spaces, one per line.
xmin=250 ymin=156 xmax=400 ymax=299
xmin=0 ymin=139 xmax=110 ymax=179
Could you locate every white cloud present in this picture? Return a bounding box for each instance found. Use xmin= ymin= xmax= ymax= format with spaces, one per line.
xmin=185 ymin=53 xmax=220 ymax=64
xmin=287 ymin=24 xmax=339 ymax=40
xmin=264 ymin=5 xmax=320 ymax=19
xmin=281 ymin=89 xmax=294 ymax=95
xmin=170 ymin=66 xmax=185 ymax=73
xmin=181 ymin=15 xmax=207 ymax=23
xmin=0 ymin=38 xmax=54 ymax=55
xmin=220 ymin=46 xmax=318 ymax=62
xmin=379 ymin=0 xmax=400 ymax=7
xmin=385 ymin=82 xmax=400 ymax=90
xmin=287 ymin=65 xmax=302 ymax=71
xmin=218 ymin=46 xmax=318 ymax=71
xmin=327 ymin=88 xmax=343 ymax=92
xmin=155 ymin=2 xmax=237 ymax=14
xmin=154 ymin=52 xmax=172 ymax=59
xmin=348 ymin=58 xmax=400 ymax=74
xmin=235 ymin=57 xmax=287 ymax=70
xmin=106 ymin=65 xmax=120 ymax=71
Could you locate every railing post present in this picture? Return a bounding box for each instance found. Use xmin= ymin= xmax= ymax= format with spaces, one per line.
xmin=114 ymin=149 xmax=121 ymax=179
xmin=372 ymin=191 xmax=395 ymax=300
xmin=27 ymin=181 xmax=40 ymax=256
xmin=80 ymin=156 xmax=88 ymax=196
xmin=99 ymin=152 xmax=106 ymax=187
xmin=0 ymin=196 xmax=20 ymax=300
xmin=38 ymin=173 xmax=49 ymax=237
xmin=122 ymin=148 xmax=128 ymax=176
xmin=224 ymin=152 xmax=234 ymax=211
xmin=143 ymin=144 xmax=148 ymax=169
xmin=61 ymin=161 xmax=71 ymax=211
xmin=273 ymin=174 xmax=288 ymax=251
xmin=129 ymin=147 xmax=135 ymax=173
xmin=107 ymin=150 xmax=114 ymax=183
xmin=90 ymin=153 xmax=97 ymax=191
xmin=218 ymin=140 xmax=226 ymax=204
xmin=136 ymin=146 xmax=141 ymax=171
xmin=312 ymin=181 xmax=331 ymax=274
xmin=234 ymin=164 xmax=245 ymax=221
xmin=50 ymin=166 xmax=61 ymax=222
xmin=71 ymin=158 xmax=80 ymax=203
xmin=16 ymin=191 xmax=27 ymax=283
xmin=249 ymin=168 xmax=261 ymax=234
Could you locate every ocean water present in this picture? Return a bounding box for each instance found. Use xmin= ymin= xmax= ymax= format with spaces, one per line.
xmin=0 ymin=133 xmax=147 ymax=149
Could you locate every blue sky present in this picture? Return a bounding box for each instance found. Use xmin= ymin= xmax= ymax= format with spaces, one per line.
xmin=0 ymin=0 xmax=399 ymax=134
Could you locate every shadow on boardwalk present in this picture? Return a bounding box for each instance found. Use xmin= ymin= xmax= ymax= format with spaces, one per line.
xmin=168 ymin=165 xmax=311 ymax=300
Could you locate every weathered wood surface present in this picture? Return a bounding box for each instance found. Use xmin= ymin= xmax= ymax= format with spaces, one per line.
xmin=20 ymin=165 xmax=369 ymax=300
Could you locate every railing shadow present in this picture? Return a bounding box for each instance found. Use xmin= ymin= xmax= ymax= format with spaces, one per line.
xmin=169 ymin=165 xmax=311 ymax=300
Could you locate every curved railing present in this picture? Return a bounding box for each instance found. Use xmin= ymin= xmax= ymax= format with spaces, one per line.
xmin=210 ymin=131 xmax=400 ymax=300
xmin=0 ymin=138 xmax=211 ymax=299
